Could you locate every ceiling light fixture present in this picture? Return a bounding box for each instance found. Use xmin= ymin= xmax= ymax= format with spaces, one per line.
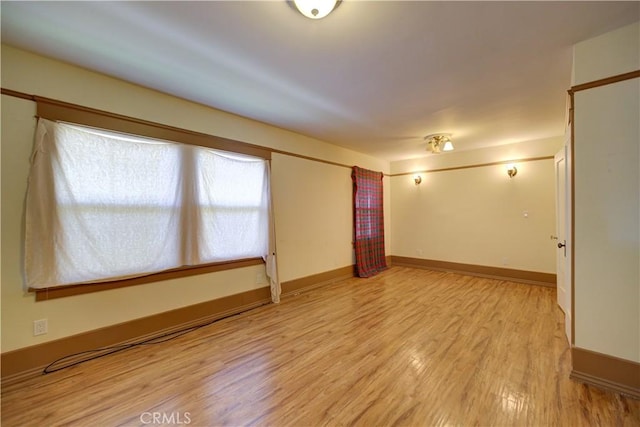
xmin=424 ymin=134 xmax=454 ymax=154
xmin=507 ymin=164 xmax=518 ymax=178
xmin=293 ymin=0 xmax=338 ymax=19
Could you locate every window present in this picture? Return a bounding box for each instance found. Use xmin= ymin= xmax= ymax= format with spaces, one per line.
xmin=194 ymin=148 xmax=268 ymax=262
xmin=351 ymin=166 xmax=387 ymax=278
xmin=25 ymin=119 xmax=270 ymax=290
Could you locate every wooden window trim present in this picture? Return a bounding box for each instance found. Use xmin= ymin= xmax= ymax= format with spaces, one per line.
xmin=31 ymin=258 xmax=265 ymax=301
xmin=35 ymin=96 xmax=272 ymax=160
xmin=26 ymin=97 xmax=272 ymax=301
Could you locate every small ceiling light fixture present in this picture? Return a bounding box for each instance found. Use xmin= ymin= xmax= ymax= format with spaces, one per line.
xmin=507 ymin=164 xmax=518 ymax=178
xmin=424 ymin=133 xmax=454 ymax=154
xmin=293 ymin=0 xmax=338 ymax=19
xmin=414 ymin=175 xmax=422 ymax=185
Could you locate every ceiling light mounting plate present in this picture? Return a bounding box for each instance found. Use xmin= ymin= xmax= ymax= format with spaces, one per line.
xmin=424 ymin=133 xmax=454 ymax=154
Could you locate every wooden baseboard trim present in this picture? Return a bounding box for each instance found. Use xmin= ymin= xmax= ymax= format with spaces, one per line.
xmin=570 ymin=347 xmax=640 ymax=399
xmin=390 ymin=256 xmax=556 ymax=287
xmin=281 ymin=256 xmax=393 ymax=297
xmin=1 ymin=286 xmax=271 ymax=385
xmin=281 ymin=265 xmax=355 ymax=296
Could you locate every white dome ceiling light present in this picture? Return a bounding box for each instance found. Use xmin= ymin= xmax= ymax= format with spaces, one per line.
xmin=293 ymin=0 xmax=338 ymax=19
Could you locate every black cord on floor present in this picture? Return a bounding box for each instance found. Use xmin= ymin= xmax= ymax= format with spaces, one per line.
xmin=42 ymin=308 xmax=252 ymax=374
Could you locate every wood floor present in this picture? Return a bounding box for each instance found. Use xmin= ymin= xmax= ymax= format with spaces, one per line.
xmin=2 ymin=267 xmax=638 ymax=426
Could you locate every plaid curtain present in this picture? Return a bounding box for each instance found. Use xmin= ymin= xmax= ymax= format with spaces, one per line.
xmin=352 ymin=166 xmax=387 ymax=278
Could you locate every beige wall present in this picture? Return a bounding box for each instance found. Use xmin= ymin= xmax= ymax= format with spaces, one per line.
xmin=391 ymin=138 xmax=561 ymax=273
xmin=271 ymin=154 xmax=391 ymax=282
xmin=390 ymin=137 xmax=562 ymax=175
xmin=1 ymin=45 xmax=390 ymax=352
xmin=572 ymin=22 xmax=640 ymax=85
xmin=572 ymin=22 xmax=640 ymax=362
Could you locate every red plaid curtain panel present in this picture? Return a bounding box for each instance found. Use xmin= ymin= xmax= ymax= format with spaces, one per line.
xmin=351 ymin=166 xmax=387 ymax=278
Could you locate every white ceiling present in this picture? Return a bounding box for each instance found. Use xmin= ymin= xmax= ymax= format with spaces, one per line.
xmin=2 ymin=1 xmax=638 ymax=161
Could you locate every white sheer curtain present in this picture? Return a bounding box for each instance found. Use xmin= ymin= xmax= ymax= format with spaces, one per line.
xmin=194 ymin=149 xmax=269 ymax=263
xmin=25 ymin=119 xmax=281 ymax=302
xmin=264 ymin=161 xmax=280 ymax=303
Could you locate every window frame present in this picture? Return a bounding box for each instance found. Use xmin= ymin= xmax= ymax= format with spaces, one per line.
xmin=32 ymin=258 xmax=265 ymax=301
xmin=31 ymin=96 xmax=272 ymax=301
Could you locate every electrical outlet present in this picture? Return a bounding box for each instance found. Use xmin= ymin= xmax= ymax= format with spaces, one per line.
xmin=33 ymin=319 xmax=48 ymax=336
xmin=256 ymin=272 xmax=266 ymax=284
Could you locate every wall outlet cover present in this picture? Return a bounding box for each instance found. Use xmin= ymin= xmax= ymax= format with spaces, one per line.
xmin=34 ymin=319 xmax=48 ymax=336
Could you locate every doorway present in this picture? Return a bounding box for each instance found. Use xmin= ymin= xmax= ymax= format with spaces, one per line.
xmin=555 ymin=142 xmax=571 ymax=344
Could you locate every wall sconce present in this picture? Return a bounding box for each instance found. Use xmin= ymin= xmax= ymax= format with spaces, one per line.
xmin=414 ymin=175 xmax=422 ymax=185
xmin=506 ymin=164 xmax=518 ymax=178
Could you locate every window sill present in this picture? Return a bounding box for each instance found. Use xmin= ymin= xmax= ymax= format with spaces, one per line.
xmin=30 ymin=258 xmax=265 ymax=301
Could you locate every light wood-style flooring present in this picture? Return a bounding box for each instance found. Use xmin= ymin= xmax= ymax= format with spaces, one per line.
xmin=2 ymin=267 xmax=639 ymax=426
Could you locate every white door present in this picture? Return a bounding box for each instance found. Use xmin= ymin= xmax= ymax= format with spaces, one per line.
xmin=554 ymin=145 xmax=571 ymax=343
